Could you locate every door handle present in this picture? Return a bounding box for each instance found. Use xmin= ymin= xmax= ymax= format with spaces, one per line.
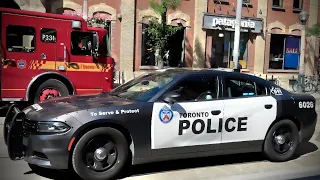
xmin=265 ymin=104 xmax=273 ymax=109
xmin=211 ymin=110 xmax=221 ymax=115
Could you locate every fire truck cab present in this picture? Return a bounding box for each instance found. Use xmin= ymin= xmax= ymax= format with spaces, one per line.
xmin=0 ymin=8 xmax=114 ymax=108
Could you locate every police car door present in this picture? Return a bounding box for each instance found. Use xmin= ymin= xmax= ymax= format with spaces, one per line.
xmin=220 ymin=75 xmax=277 ymax=149
xmin=151 ymin=74 xmax=224 ymax=155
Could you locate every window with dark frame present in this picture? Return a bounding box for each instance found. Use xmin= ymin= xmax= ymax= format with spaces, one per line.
xmin=71 ymin=31 xmax=94 ymax=56
xmin=269 ymin=34 xmax=301 ymax=70
xmin=272 ymin=0 xmax=284 ymax=8
xmin=141 ymin=23 xmax=156 ymax=66
xmin=105 ymin=21 xmax=112 ymax=56
xmin=6 ymin=25 xmax=36 ymax=53
xmin=293 ymin=0 xmax=303 ymax=9
xmin=40 ymin=28 xmax=57 ymax=43
xmin=224 ymin=77 xmax=267 ymax=98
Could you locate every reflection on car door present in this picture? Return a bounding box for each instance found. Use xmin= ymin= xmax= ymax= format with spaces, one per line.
xmin=220 ymin=76 xmax=277 ymax=149
xmin=151 ymin=74 xmax=224 ymax=156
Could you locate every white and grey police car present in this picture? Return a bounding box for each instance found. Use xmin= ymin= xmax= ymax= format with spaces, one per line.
xmin=4 ymin=68 xmax=317 ymax=180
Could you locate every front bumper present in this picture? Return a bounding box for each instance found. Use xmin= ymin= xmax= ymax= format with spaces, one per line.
xmin=23 ymin=130 xmax=73 ymax=169
xmin=4 ymin=104 xmax=82 ymax=170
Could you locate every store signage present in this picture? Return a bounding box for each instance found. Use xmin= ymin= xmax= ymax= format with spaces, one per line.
xmin=212 ymin=17 xmax=255 ymax=29
xmin=203 ymin=14 xmax=263 ymax=33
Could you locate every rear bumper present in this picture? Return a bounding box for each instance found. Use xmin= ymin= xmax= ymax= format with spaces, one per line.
xmin=299 ymin=112 xmax=317 ymax=143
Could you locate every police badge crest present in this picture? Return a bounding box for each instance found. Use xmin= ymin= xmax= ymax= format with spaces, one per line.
xmin=159 ymin=106 xmax=174 ymax=124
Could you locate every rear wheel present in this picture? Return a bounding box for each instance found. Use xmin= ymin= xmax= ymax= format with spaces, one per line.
xmin=263 ymin=120 xmax=299 ymax=162
xmin=33 ymin=79 xmax=69 ymax=103
xmin=72 ymin=127 xmax=129 ymax=180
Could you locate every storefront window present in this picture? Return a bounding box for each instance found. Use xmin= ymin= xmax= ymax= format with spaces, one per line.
xmin=211 ymin=31 xmax=249 ymax=69
xmin=141 ymin=23 xmax=156 ymax=66
xmin=268 ymin=34 xmax=300 ymax=70
xmin=140 ymin=23 xmax=186 ymax=67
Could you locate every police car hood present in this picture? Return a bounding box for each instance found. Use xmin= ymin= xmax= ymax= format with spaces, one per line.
xmin=24 ymin=93 xmax=133 ymax=121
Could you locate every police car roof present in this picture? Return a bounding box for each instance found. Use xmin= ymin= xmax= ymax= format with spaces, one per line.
xmin=152 ymin=68 xmax=272 ymax=85
xmin=154 ymin=67 xmax=240 ymax=76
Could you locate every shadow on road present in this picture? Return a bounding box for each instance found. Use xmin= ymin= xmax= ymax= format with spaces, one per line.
xmin=25 ymin=153 xmax=266 ymax=180
xmin=293 ymin=142 xmax=318 ymax=159
xmin=23 ymin=142 xmax=318 ymax=180
xmin=288 ymin=175 xmax=320 ymax=180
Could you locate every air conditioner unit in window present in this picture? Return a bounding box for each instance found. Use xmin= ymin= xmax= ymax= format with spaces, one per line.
xmin=214 ymin=0 xmax=229 ymax=3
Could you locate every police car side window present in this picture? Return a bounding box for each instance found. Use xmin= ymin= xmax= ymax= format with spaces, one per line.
xmin=224 ymin=77 xmax=267 ymax=98
xmin=169 ymin=75 xmax=218 ymax=102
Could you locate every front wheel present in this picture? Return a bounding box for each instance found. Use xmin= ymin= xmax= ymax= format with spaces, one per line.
xmin=263 ymin=120 xmax=299 ymax=162
xmin=72 ymin=127 xmax=129 ymax=180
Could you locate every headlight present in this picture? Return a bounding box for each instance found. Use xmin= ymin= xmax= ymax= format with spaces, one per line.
xmin=37 ymin=122 xmax=71 ymax=133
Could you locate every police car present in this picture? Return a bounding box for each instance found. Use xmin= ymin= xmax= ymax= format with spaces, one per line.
xmin=4 ymin=68 xmax=318 ymax=180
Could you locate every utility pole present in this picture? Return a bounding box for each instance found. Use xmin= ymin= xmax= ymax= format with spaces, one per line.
xmin=232 ymin=0 xmax=243 ymax=72
xmin=297 ymin=10 xmax=309 ymax=93
xmin=298 ymin=24 xmax=306 ymax=92
xmin=82 ymin=0 xmax=88 ymax=21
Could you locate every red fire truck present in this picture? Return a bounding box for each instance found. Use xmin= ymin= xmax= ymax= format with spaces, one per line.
xmin=0 ymin=7 xmax=115 ymax=109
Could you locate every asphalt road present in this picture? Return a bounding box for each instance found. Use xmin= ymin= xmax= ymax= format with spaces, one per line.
xmin=0 ymin=117 xmax=320 ymax=180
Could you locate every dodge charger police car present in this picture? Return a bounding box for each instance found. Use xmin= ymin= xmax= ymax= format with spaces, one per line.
xmin=4 ymin=68 xmax=317 ymax=180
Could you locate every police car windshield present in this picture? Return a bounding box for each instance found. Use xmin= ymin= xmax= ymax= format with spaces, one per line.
xmin=110 ymin=71 xmax=179 ymax=101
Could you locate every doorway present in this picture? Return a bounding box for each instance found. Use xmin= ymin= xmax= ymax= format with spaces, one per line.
xmin=211 ymin=30 xmax=249 ymax=69
xmin=165 ymin=27 xmax=186 ymax=67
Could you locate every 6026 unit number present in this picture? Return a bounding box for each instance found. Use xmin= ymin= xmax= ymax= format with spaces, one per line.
xmin=298 ymin=101 xmax=314 ymax=109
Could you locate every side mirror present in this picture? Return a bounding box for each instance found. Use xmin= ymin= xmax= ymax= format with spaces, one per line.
xmin=163 ymin=91 xmax=180 ymax=105
xmin=92 ymin=33 xmax=99 ymax=57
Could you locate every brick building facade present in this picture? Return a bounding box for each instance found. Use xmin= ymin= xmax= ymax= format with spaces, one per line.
xmin=9 ymin=0 xmax=320 ymax=89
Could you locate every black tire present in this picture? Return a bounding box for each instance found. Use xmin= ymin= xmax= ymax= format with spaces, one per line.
xmin=263 ymin=120 xmax=299 ymax=162
xmin=292 ymin=81 xmax=298 ymax=92
xmin=304 ymin=83 xmax=315 ymax=92
xmin=34 ymin=79 xmax=69 ymax=103
xmin=72 ymin=127 xmax=129 ymax=180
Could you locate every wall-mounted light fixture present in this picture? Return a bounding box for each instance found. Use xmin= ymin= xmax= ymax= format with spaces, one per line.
xmin=243 ymin=3 xmax=249 ymax=12
xmin=117 ymin=13 xmax=122 ymax=21
xmin=213 ymin=0 xmax=222 ymax=12
xmin=218 ymin=33 xmax=224 ymax=37
xmin=259 ymin=9 xmax=262 ymax=14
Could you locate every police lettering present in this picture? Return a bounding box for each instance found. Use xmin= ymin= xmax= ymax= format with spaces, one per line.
xmin=178 ymin=117 xmax=248 ymax=135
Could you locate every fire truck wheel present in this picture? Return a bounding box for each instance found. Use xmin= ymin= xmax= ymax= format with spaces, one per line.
xmin=72 ymin=127 xmax=129 ymax=180
xmin=34 ymin=79 xmax=69 ymax=103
